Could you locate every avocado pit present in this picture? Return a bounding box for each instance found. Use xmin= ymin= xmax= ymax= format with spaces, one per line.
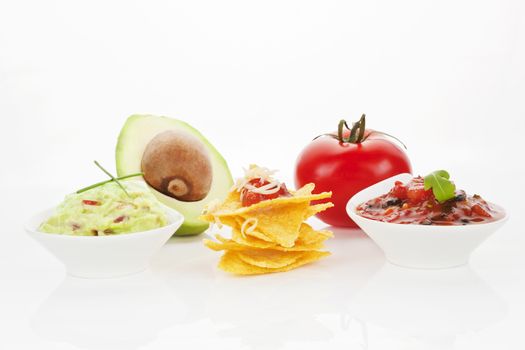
xmin=141 ymin=130 xmax=213 ymax=201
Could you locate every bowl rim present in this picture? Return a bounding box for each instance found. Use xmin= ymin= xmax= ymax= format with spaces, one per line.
xmin=25 ymin=203 xmax=184 ymax=240
xmin=346 ymin=173 xmax=509 ymax=231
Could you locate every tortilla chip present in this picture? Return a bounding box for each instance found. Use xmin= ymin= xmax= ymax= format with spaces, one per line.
xmin=237 ymin=250 xmax=305 ymax=269
xmin=230 ymin=223 xmax=276 ymax=247
xmin=204 ymin=238 xmax=236 ymax=251
xmin=216 ymin=190 xmax=243 ymax=213
xmin=304 ymin=202 xmax=334 ymax=219
xmin=231 ymin=216 xmax=276 ymax=243
xmin=230 ymin=223 xmax=331 ymax=247
xmin=291 ymin=183 xmax=315 ymax=196
xmin=238 ymin=201 xmax=309 ymax=247
xmin=204 ymin=233 xmax=326 ymax=252
xmin=202 ymin=178 xmax=334 ymax=275
xmin=199 ymin=191 xmax=242 ymax=223
xmin=296 ymin=223 xmax=334 ymax=246
xmin=202 ymin=183 xmax=331 ymax=219
xmin=200 ymin=183 xmax=331 ymax=247
xmin=218 ymin=250 xmax=331 ymax=275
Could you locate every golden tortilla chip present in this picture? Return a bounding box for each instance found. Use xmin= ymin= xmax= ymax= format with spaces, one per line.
xmin=304 ymin=202 xmax=334 ymax=219
xmin=218 ymin=250 xmax=331 ymax=275
xmin=215 ymin=190 xmax=243 ymax=213
xmin=203 ymin=238 xmax=235 ymax=251
xmin=237 ymin=250 xmax=305 ymax=269
xmin=237 ymin=201 xmax=309 ymax=247
xmin=213 ymin=201 xmax=333 ymax=234
xmin=201 ymin=183 xmax=331 ymax=219
xmin=200 ymin=183 xmax=332 ymax=247
xmin=204 ymin=233 xmax=325 ymax=252
xmin=230 ymin=220 xmax=276 ymax=247
xmin=231 ymin=216 xmax=276 ymax=243
xmin=296 ymin=223 xmax=333 ymax=246
xmin=202 ymin=176 xmax=334 ymax=275
xmin=199 ymin=191 xmax=242 ymax=223
xmin=291 ymin=183 xmax=314 ymax=196
xmin=230 ymin=223 xmax=331 ymax=248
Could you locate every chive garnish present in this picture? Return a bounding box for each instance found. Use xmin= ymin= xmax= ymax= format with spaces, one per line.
xmin=75 ymin=161 xmax=144 ymax=196
xmin=76 ymin=173 xmax=143 ymax=194
xmin=93 ymin=161 xmax=130 ymax=197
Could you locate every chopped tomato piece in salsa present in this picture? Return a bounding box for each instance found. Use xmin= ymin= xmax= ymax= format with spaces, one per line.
xmin=82 ymin=200 xmax=100 ymax=206
xmin=240 ymin=178 xmax=291 ymax=207
xmin=356 ymin=177 xmax=503 ymax=225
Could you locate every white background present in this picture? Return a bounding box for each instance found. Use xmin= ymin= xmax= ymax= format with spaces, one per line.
xmin=1 ymin=1 xmax=524 ymax=349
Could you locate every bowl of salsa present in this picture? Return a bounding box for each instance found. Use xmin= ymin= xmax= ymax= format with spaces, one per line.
xmin=346 ymin=173 xmax=508 ymax=269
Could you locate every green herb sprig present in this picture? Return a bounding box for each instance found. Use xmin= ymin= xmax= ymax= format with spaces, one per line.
xmin=76 ymin=161 xmax=143 ymax=196
xmin=423 ymin=170 xmax=456 ymax=203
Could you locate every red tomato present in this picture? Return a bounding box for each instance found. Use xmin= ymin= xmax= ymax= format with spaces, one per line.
xmin=294 ymin=115 xmax=412 ymax=227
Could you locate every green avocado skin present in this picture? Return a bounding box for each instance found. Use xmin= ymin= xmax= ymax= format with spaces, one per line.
xmin=175 ymin=221 xmax=210 ymax=236
xmin=115 ymin=114 xmax=233 ymax=236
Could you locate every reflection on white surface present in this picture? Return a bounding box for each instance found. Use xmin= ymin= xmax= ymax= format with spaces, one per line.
xmin=198 ymin=227 xmax=385 ymax=349
xmin=31 ymin=271 xmax=186 ymax=349
xmin=31 ymin=227 xmax=385 ymax=349
xmin=29 ymin=228 xmax=507 ymax=350
xmin=349 ymin=264 xmax=507 ymax=349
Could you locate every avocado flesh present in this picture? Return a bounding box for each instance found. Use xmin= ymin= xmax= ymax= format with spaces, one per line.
xmin=115 ymin=115 xmax=233 ymax=236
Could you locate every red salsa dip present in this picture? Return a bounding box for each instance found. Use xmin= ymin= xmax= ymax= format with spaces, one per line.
xmin=240 ymin=178 xmax=291 ymax=207
xmin=356 ymin=176 xmax=504 ymax=225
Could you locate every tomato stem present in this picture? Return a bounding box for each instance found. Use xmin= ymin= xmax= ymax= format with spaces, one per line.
xmin=356 ymin=114 xmax=366 ymax=143
xmin=348 ymin=117 xmax=360 ymax=142
xmin=337 ymin=120 xmax=345 ymax=142
xmin=338 ymin=114 xmax=367 ymax=143
xmin=315 ymin=114 xmax=407 ymax=149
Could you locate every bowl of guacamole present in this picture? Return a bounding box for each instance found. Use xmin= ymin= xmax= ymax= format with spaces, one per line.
xmin=39 ymin=181 xmax=169 ymax=236
xmin=26 ymin=181 xmax=184 ymax=278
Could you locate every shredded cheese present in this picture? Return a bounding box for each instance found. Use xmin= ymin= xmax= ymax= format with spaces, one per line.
xmin=240 ymin=218 xmax=258 ymax=238
xmin=243 ymin=182 xmax=281 ymax=195
xmin=232 ymin=164 xmax=283 ymax=194
xmin=203 ymin=199 xmax=223 ymax=228
xmin=203 ymin=199 xmax=221 ymax=215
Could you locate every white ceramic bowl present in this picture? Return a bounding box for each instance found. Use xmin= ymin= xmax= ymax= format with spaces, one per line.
xmin=347 ymin=173 xmax=508 ymax=269
xmin=25 ymin=204 xmax=184 ymax=278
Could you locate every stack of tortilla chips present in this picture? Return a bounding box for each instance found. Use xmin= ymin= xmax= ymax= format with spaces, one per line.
xmin=201 ymin=183 xmax=334 ymax=275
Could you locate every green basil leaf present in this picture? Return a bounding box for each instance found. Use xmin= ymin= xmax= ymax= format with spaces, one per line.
xmin=423 ymin=170 xmax=456 ymax=203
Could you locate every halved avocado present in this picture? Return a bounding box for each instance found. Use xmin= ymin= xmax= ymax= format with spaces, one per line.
xmin=116 ymin=115 xmax=232 ymax=235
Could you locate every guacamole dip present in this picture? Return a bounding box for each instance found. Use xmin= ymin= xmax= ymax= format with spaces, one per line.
xmin=40 ymin=181 xmax=168 ymax=236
